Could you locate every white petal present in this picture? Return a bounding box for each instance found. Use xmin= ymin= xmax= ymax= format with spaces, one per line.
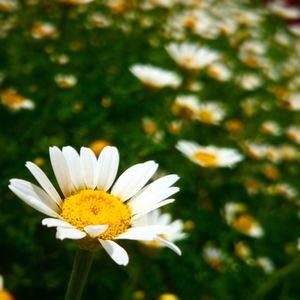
xmin=156 ymin=236 xmax=182 ymax=255
xmin=9 ymin=179 xmax=60 ymax=212
xmin=26 ymin=162 xmax=62 ymax=206
xmin=42 ymin=218 xmax=73 ymax=228
xmin=132 ymin=199 xmax=175 ymax=221
xmin=116 ymin=225 xmax=174 ymax=241
xmin=49 ymin=146 xmax=74 ymax=197
xmin=56 ymin=227 xmax=86 ymax=240
xmin=95 ymin=146 xmax=119 ymax=191
xmin=129 ymin=187 xmax=179 ymax=215
xmin=62 ymin=146 xmax=85 ymax=190
xmin=9 ymin=184 xmax=59 ymax=218
xmin=111 ymin=161 xmax=158 ymax=201
xmin=80 ymin=147 xmax=97 ymax=189
xmin=84 ymin=225 xmax=108 ymax=238
xmin=99 ymin=240 xmax=129 ymax=266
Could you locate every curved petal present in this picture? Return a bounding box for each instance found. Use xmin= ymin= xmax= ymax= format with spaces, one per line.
xmin=80 ymin=147 xmax=97 ymax=189
xmin=62 ymin=146 xmax=85 ymax=190
xmin=9 ymin=184 xmax=59 ymax=218
xmin=56 ymin=227 xmax=86 ymax=240
xmin=132 ymin=199 xmax=175 ymax=221
xmin=9 ymin=179 xmax=60 ymax=213
xmin=84 ymin=225 xmax=108 ymax=238
xmin=116 ymin=225 xmax=174 ymax=241
xmin=111 ymin=161 xmax=158 ymax=201
xmin=129 ymin=187 xmax=179 ymax=216
xmin=26 ymin=162 xmax=62 ymax=206
xmin=99 ymin=240 xmax=129 ymax=266
xmin=156 ymin=236 xmax=182 ymax=255
xmin=42 ymin=218 xmax=73 ymax=228
xmin=95 ymin=146 xmax=119 ymax=191
xmin=49 ymin=146 xmax=74 ymax=197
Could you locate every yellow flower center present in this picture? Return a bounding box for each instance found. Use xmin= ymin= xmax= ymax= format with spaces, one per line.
xmin=193 ymin=151 xmax=218 ymax=167
xmin=233 ymin=214 xmax=254 ymax=233
xmin=198 ymin=109 xmax=216 ymax=124
xmin=61 ymin=189 xmax=131 ymax=240
xmin=1 ymin=90 xmax=25 ymax=106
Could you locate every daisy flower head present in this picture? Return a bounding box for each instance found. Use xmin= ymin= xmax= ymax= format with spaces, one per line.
xmin=130 ymin=64 xmax=182 ymax=89
xmin=224 ymin=202 xmax=264 ymax=238
xmin=9 ymin=146 xmax=180 ymax=266
xmin=1 ymin=89 xmax=35 ymax=111
xmin=176 ymin=140 xmax=243 ymax=168
xmin=165 ymin=42 xmax=220 ymax=71
xmin=195 ymin=102 xmax=225 ymax=125
xmin=133 ymin=209 xmax=187 ymax=255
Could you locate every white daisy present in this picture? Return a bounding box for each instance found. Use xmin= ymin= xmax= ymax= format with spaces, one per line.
xmin=1 ymin=89 xmax=34 ymax=111
xmin=130 ymin=64 xmax=182 ymax=89
xmin=133 ymin=209 xmax=186 ymax=255
xmin=9 ymin=146 xmax=180 ymax=266
xmin=224 ymin=202 xmax=264 ymax=238
xmin=195 ymin=102 xmax=225 ymax=125
xmin=176 ymin=140 xmax=243 ymax=168
xmin=165 ymin=42 xmax=219 ymax=71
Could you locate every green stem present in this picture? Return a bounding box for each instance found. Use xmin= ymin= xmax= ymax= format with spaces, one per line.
xmin=64 ymin=248 xmax=95 ymax=300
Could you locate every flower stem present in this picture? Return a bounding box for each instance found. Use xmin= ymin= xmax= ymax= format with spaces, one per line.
xmin=64 ymin=248 xmax=95 ymax=300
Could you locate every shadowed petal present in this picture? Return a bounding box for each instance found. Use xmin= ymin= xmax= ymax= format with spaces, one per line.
xmin=99 ymin=240 xmax=129 ymax=266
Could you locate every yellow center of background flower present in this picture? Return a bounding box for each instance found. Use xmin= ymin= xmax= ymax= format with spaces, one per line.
xmin=61 ymin=189 xmax=131 ymax=240
xmin=198 ymin=109 xmax=215 ymax=124
xmin=193 ymin=151 xmax=218 ymax=167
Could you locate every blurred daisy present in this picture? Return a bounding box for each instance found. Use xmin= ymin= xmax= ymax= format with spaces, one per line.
xmin=236 ymin=73 xmax=263 ymax=90
xmin=31 ymin=22 xmax=58 ymax=39
xmin=234 ymin=241 xmax=252 ymax=264
xmin=195 ymin=102 xmax=225 ymax=125
xmin=286 ymin=126 xmax=300 ymax=144
xmin=134 ymin=209 xmax=186 ymax=255
xmin=206 ymin=62 xmax=232 ymax=81
xmin=172 ymin=95 xmax=200 ymax=119
xmin=0 ymin=0 xmax=17 ymax=12
xmin=165 ymin=42 xmax=219 ymax=71
xmin=176 ymin=140 xmax=243 ymax=168
xmin=130 ymin=64 xmax=182 ymax=89
xmin=54 ymin=74 xmax=77 ymax=88
xmin=260 ymin=121 xmax=281 ymax=136
xmin=56 ymin=0 xmax=94 ymax=4
xmin=267 ymin=1 xmax=300 ymax=19
xmin=158 ymin=293 xmax=179 ymax=300
xmin=1 ymin=89 xmax=34 ymax=111
xmin=256 ymin=257 xmax=275 ymax=274
xmin=9 ymin=146 xmax=180 ymax=266
xmin=203 ymin=242 xmax=225 ymax=271
xmin=224 ymin=202 xmax=264 ymax=238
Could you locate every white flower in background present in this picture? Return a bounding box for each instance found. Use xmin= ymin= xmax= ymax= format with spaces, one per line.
xmin=224 ymin=202 xmax=264 ymax=238
xmin=282 ymin=93 xmax=300 ymax=111
xmin=256 ymin=257 xmax=275 ymax=274
xmin=206 ymin=62 xmax=232 ymax=81
xmin=130 ymin=64 xmax=182 ymax=89
xmin=286 ymin=126 xmax=300 ymax=144
xmin=236 ymin=73 xmax=263 ymax=90
xmin=267 ymin=1 xmax=300 ymax=19
xmin=134 ymin=209 xmax=186 ymax=255
xmin=203 ymin=242 xmax=226 ymax=270
xmin=54 ymin=74 xmax=77 ymax=88
xmin=165 ymin=42 xmax=219 ymax=71
xmin=9 ymin=146 xmax=180 ymax=266
xmin=0 ymin=89 xmax=35 ymax=111
xmin=260 ymin=120 xmax=282 ymax=136
xmin=31 ymin=22 xmax=58 ymax=39
xmin=56 ymin=0 xmax=94 ymax=4
xmin=195 ymin=102 xmax=225 ymax=125
xmin=176 ymin=140 xmax=243 ymax=168
xmin=172 ymin=95 xmax=200 ymax=119
xmin=0 ymin=0 xmax=18 ymax=12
